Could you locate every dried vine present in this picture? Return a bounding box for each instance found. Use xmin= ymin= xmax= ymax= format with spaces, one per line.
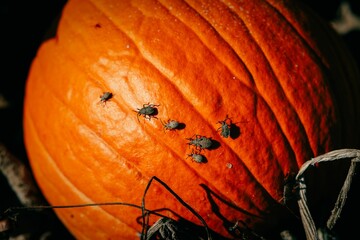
xmin=296 ymin=149 xmax=360 ymax=240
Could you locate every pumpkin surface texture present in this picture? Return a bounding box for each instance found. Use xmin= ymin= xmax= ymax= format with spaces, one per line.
xmin=23 ymin=0 xmax=360 ymax=239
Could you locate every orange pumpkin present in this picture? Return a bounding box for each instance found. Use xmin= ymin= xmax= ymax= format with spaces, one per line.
xmin=23 ymin=0 xmax=360 ymax=239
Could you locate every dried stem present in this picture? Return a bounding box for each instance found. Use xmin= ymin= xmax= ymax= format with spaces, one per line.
xmin=326 ymin=157 xmax=360 ymax=229
xmin=295 ymin=149 xmax=360 ymax=240
xmin=0 ymin=143 xmax=43 ymax=206
xmin=331 ymin=1 xmax=360 ymax=35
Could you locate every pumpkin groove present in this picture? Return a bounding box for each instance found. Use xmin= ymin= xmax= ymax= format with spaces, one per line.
xmin=24 ymin=0 xmax=360 ymax=238
xmin=49 ymin=31 xmax=287 ymax=200
xmin=25 ymin=112 xmax=142 ymax=239
xmin=25 ymin=39 xmax=280 ymax=226
xmin=85 ymin=0 xmax=311 ymax=188
xmin=97 ymin=0 xmax=323 ymax=163
xmin=52 ymin=0 xmax=288 ymax=204
xmin=29 ymin=46 xmax=276 ymax=209
xmin=26 ymin=36 xmax=290 ymax=236
xmin=269 ymin=0 xmax=360 ymax=148
xmin=191 ymin=0 xmax=340 ymax=157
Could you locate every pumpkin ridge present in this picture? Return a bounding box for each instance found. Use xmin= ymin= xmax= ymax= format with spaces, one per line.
xmin=59 ymin=13 xmax=143 ymax=116
xmin=132 ymin=86 xmax=285 ymax=215
xmin=24 ymin=69 xmax=139 ymax=183
xmin=156 ymin=0 xmax=255 ymax=89
xmin=310 ymin=14 xmax=360 ymax=147
xmin=58 ymin=0 xmax=302 ymax=214
xmin=263 ymin=0 xmax=348 ymax=127
xmin=230 ymin=3 xmax=317 ymax=158
xmin=265 ymin=0 xmax=344 ymax=74
xmin=151 ymin=0 xmax=302 ymax=188
xmin=25 ymin=107 xmax=141 ymax=238
xmin=115 ymin=74 xmax=282 ymax=212
xmin=230 ymin=0 xmax=351 ymax=159
xmin=266 ymin=0 xmax=360 ymax=147
xmin=29 ymin=46 xmax=272 ymax=229
xmin=27 ymin=113 xmax=147 ymax=236
xmin=140 ymin=117 xmax=268 ymax=214
xmin=25 ymin=49 xmax=161 ymax=203
xmin=55 ymin=12 xmax=168 ymax=127
xmin=141 ymin=0 xmax=301 ymax=192
xmin=214 ymin=0 xmax=320 ymax=163
xmin=62 ymin=0 xmax=225 ymax=119
xmin=264 ymin=0 xmax=330 ymax=67
xmin=58 ymin=47 xmax=280 ymax=223
xmin=82 ymin=0 xmax=301 ymax=202
xmin=169 ymin=0 xmax=308 ymax=169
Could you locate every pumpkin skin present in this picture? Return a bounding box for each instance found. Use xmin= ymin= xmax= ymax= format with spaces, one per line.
xmin=23 ymin=0 xmax=360 ymax=239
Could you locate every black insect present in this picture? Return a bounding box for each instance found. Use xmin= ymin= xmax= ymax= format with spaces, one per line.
xmin=98 ymin=92 xmax=113 ymax=106
xmin=216 ymin=115 xmax=231 ymax=138
xmin=186 ymin=134 xmax=212 ymax=151
xmin=134 ymin=103 xmax=160 ymax=122
xmin=186 ymin=150 xmax=205 ymax=163
xmin=160 ymin=119 xmax=179 ymax=132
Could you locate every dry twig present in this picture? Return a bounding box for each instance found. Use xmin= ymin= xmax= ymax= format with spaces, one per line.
xmin=0 ymin=143 xmax=43 ymax=207
xmin=331 ymin=1 xmax=360 ymax=34
xmin=295 ymin=149 xmax=360 ymax=240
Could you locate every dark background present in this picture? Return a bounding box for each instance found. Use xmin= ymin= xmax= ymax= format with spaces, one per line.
xmin=0 ymin=0 xmax=359 ymax=239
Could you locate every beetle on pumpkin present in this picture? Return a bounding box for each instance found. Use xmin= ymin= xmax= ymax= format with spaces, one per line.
xmin=98 ymin=92 xmax=113 ymax=106
xmin=186 ymin=134 xmax=213 ymax=151
xmin=216 ymin=115 xmax=232 ymax=138
xmin=160 ymin=119 xmax=180 ymax=132
xmin=186 ymin=150 xmax=205 ymax=163
xmin=133 ymin=103 xmax=160 ymax=122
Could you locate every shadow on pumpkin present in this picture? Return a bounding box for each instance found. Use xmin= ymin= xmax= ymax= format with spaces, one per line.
xmin=176 ymin=122 xmax=186 ymax=130
xmin=135 ymin=176 xmax=236 ymax=239
xmin=199 ymin=184 xmax=266 ymax=239
xmin=208 ymin=139 xmax=221 ymax=151
xmin=229 ymin=123 xmax=241 ymax=140
xmin=135 ymin=176 xmax=284 ymax=239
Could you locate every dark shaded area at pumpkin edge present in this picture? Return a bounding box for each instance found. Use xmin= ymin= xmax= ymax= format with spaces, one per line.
xmin=1 ymin=0 xmax=360 ymax=239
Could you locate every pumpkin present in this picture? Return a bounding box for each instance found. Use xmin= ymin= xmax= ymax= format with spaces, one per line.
xmin=23 ymin=0 xmax=360 ymax=239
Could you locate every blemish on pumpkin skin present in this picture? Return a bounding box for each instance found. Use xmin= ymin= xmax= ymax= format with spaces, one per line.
xmin=226 ymin=163 xmax=233 ymax=169
xmin=66 ymin=88 xmax=73 ymax=102
xmin=94 ymin=23 xmax=101 ymax=28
